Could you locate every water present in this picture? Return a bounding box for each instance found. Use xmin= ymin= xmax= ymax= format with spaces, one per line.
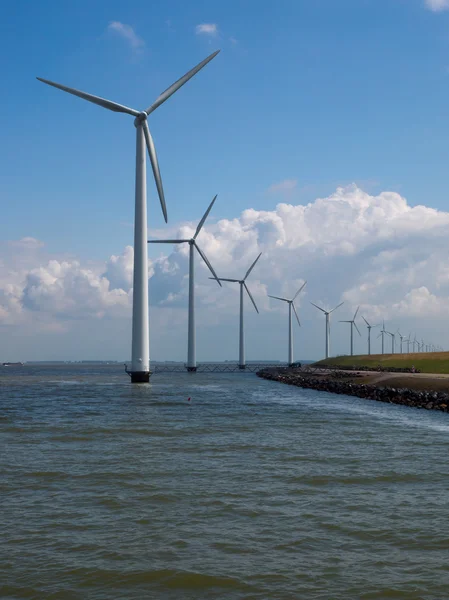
xmin=1 ymin=364 xmax=449 ymax=599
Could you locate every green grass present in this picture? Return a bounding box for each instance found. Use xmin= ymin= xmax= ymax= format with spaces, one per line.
xmin=313 ymin=352 xmax=449 ymax=374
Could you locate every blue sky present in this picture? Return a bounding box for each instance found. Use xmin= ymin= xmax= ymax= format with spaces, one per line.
xmin=2 ymin=0 xmax=449 ymax=361
xmin=2 ymin=0 xmax=449 ymax=258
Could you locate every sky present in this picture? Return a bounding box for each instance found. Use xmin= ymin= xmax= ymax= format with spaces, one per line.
xmin=1 ymin=0 xmax=449 ymax=362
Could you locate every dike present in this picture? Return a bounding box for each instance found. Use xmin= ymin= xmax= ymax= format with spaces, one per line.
xmin=256 ymin=368 xmax=449 ymax=413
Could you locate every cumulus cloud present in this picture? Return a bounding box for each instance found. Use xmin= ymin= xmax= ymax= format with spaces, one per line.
xmin=425 ymin=0 xmax=449 ymax=11
xmin=2 ymin=185 xmax=449 ymax=359
xmin=195 ymin=23 xmax=218 ymax=36
xmin=107 ymin=21 xmax=145 ymax=50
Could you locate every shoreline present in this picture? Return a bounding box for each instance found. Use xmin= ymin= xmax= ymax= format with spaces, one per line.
xmin=257 ymin=367 xmax=449 ymax=413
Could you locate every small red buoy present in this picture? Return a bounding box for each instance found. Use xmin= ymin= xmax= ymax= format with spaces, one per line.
xmin=188 ymin=397 xmax=191 ymax=402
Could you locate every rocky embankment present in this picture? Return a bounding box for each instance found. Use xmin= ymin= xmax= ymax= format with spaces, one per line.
xmin=257 ymin=368 xmax=449 ymax=413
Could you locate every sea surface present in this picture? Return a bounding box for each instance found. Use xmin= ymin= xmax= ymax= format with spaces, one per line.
xmin=1 ymin=363 xmax=449 ymax=599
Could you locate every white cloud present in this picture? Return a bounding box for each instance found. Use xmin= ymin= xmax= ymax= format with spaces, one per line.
xmin=425 ymin=0 xmax=449 ymax=11
xmin=195 ymin=23 xmax=218 ymax=36
xmin=267 ymin=179 xmax=298 ymax=194
xmin=107 ymin=21 xmax=145 ymax=50
xmin=3 ymin=185 xmax=449 ymax=359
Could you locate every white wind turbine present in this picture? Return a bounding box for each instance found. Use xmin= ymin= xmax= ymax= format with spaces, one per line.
xmin=148 ymin=195 xmax=221 ymax=372
xmin=37 ymin=51 xmax=220 ymax=383
xmin=378 ymin=321 xmax=387 ymax=354
xmin=339 ymin=306 xmax=361 ymax=356
xmin=268 ymin=282 xmax=307 ymax=366
xmin=212 ymin=254 xmax=262 ymax=369
xmin=386 ymin=330 xmax=395 ymax=354
xmin=362 ymin=316 xmax=379 ymax=356
xmin=397 ymin=331 xmax=405 ymax=354
xmin=310 ymin=301 xmax=344 ymax=359
xmin=406 ymin=332 xmax=412 ymax=354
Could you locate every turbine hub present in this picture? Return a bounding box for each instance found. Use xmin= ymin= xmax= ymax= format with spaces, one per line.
xmin=134 ymin=111 xmax=148 ymax=127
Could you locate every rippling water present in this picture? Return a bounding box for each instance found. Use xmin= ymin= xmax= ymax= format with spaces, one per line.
xmin=1 ymin=364 xmax=449 ymax=599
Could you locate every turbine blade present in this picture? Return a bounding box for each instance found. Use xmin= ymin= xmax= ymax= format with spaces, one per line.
xmin=354 ymin=322 xmax=361 ymax=336
xmin=353 ymin=305 xmax=359 ymax=320
xmin=147 ymin=239 xmax=188 ymax=243
xmin=194 ymin=195 xmax=218 ymax=240
xmin=362 ymin=315 xmax=370 ymax=327
xmin=292 ymin=303 xmax=301 ymax=327
xmin=194 ymin=243 xmax=222 ymax=286
xmin=36 ymin=77 xmax=140 ymax=116
xmin=292 ymin=281 xmax=307 ymax=301
xmin=142 ymin=121 xmax=168 ymax=223
xmin=209 ymin=277 xmax=239 ymax=283
xmin=244 ymin=253 xmax=262 ymax=281
xmin=244 ymin=282 xmax=259 ymax=314
xmin=339 ymin=320 xmax=352 ymax=323
xmin=145 ymin=50 xmax=220 ymax=115
xmin=310 ymin=302 xmax=326 ymax=313
xmin=268 ymin=295 xmax=289 ymax=302
xmin=330 ymin=302 xmax=344 ymax=314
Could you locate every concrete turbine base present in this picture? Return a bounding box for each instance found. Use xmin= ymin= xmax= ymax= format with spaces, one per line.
xmin=238 ymin=364 xmax=246 ymax=370
xmin=129 ymin=371 xmax=151 ymax=383
xmin=124 ymin=365 xmax=151 ymax=383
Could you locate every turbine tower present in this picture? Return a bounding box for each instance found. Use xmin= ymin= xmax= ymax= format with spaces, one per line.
xmin=148 ymin=195 xmax=221 ymax=372
xmin=37 ymin=51 xmax=220 ymax=382
xmin=310 ymin=301 xmax=344 ymax=359
xmin=362 ymin=316 xmax=379 ymax=355
xmin=212 ymin=254 xmax=262 ymax=369
xmin=339 ymin=306 xmax=361 ymax=356
xmin=268 ymin=282 xmax=307 ymax=366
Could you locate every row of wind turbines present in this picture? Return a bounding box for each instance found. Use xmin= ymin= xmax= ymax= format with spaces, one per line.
xmin=315 ymin=304 xmax=442 ymax=359
xmin=149 ymin=194 xmax=442 ymax=369
xmin=36 ymin=49 xmax=442 ymax=380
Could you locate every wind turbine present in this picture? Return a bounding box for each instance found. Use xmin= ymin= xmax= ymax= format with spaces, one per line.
xmin=378 ymin=321 xmax=387 ymax=354
xmin=268 ymin=282 xmax=307 ymax=366
xmin=212 ymin=254 xmax=262 ymax=369
xmin=406 ymin=333 xmax=411 ymax=354
xmin=310 ymin=301 xmax=344 ymax=359
xmin=362 ymin=316 xmax=379 ymax=355
xmin=397 ymin=331 xmax=405 ymax=354
xmin=339 ymin=306 xmax=361 ymax=356
xmin=386 ymin=330 xmax=395 ymax=354
xmin=37 ymin=51 xmax=220 ymax=382
xmin=148 ymin=195 xmax=221 ymax=372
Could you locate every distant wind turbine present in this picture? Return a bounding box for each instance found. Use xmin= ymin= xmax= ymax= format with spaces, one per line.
xmin=268 ymin=282 xmax=307 ymax=365
xmin=362 ymin=316 xmax=379 ymax=355
xmin=386 ymin=330 xmax=395 ymax=354
xmin=397 ymin=331 xmax=405 ymax=354
xmin=378 ymin=321 xmax=387 ymax=354
xmin=310 ymin=301 xmax=344 ymax=359
xmin=339 ymin=306 xmax=361 ymax=356
xmin=37 ymin=51 xmax=220 ymax=382
xmin=148 ymin=195 xmax=221 ymax=372
xmin=211 ymin=254 xmax=262 ymax=369
xmin=406 ymin=333 xmax=412 ymax=354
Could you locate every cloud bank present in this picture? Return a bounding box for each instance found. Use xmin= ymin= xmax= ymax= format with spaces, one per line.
xmin=1 ymin=186 xmax=448 ymax=360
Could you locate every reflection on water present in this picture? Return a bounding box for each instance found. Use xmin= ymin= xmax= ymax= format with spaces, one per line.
xmin=1 ymin=364 xmax=449 ymax=599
